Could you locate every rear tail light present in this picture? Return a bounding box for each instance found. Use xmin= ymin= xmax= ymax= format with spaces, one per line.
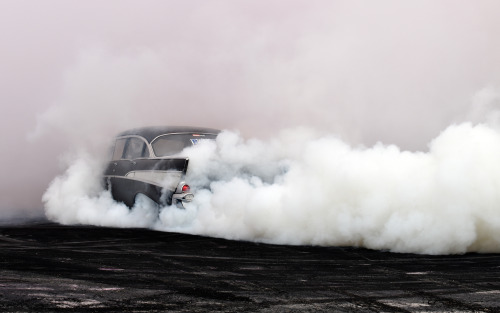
xmin=182 ymin=184 xmax=190 ymax=193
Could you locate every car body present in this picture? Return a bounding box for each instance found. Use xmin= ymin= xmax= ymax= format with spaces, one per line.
xmin=103 ymin=126 xmax=220 ymax=208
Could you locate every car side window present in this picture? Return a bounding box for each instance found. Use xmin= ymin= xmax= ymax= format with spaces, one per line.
xmin=112 ymin=138 xmax=127 ymax=160
xmin=123 ymin=137 xmax=149 ymax=159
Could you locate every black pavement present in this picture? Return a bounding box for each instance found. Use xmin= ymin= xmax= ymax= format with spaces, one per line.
xmin=1 ymin=223 xmax=499 ymax=312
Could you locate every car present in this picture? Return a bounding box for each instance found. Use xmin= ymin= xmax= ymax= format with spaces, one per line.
xmin=103 ymin=126 xmax=220 ymax=208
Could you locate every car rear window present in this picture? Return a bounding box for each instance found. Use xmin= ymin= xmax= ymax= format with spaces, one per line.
xmin=152 ymin=133 xmax=217 ymax=157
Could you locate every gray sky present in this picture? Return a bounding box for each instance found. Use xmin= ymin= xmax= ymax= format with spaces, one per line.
xmin=1 ymin=0 xmax=500 ymax=215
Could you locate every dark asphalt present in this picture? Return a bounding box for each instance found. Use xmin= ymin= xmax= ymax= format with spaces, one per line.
xmin=0 ymin=223 xmax=499 ymax=312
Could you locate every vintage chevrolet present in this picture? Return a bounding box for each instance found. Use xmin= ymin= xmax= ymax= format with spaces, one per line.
xmin=103 ymin=126 xmax=220 ymax=208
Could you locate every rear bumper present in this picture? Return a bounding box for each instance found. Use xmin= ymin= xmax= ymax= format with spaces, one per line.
xmin=172 ymin=192 xmax=194 ymax=203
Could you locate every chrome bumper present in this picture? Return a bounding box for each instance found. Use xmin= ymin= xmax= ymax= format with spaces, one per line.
xmin=172 ymin=192 xmax=194 ymax=202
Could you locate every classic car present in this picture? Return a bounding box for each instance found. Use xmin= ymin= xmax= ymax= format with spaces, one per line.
xmin=103 ymin=126 xmax=220 ymax=208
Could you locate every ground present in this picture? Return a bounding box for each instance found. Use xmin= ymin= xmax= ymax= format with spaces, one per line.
xmin=0 ymin=223 xmax=499 ymax=312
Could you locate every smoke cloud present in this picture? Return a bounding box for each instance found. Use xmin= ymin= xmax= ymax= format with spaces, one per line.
xmin=44 ymin=121 xmax=500 ymax=254
xmin=2 ymin=1 xmax=500 ymax=252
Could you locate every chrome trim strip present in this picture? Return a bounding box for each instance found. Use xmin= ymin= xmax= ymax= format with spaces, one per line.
xmin=104 ymin=172 xmax=182 ymax=190
xmin=125 ymin=170 xmax=182 ymax=189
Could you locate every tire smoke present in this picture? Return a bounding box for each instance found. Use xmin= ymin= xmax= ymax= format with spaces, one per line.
xmin=27 ymin=1 xmax=500 ymax=254
xmin=43 ymin=123 xmax=500 ymax=254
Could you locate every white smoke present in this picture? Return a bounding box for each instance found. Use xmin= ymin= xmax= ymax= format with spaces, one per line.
xmin=34 ymin=0 xmax=500 ymax=255
xmin=43 ymin=152 xmax=158 ymax=228
xmin=44 ymin=122 xmax=500 ymax=255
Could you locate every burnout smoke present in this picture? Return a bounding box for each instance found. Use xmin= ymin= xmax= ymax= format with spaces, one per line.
xmin=4 ymin=1 xmax=500 ymax=221
xmin=44 ymin=123 xmax=500 ymax=255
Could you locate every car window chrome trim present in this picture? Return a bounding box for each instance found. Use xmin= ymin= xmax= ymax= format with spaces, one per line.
xmin=150 ymin=132 xmax=219 ymax=143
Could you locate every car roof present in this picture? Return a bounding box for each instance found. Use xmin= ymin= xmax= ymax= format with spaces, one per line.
xmin=116 ymin=126 xmax=221 ymax=143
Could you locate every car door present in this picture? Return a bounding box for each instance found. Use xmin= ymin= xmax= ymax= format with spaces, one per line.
xmin=104 ymin=136 xmax=150 ymax=206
